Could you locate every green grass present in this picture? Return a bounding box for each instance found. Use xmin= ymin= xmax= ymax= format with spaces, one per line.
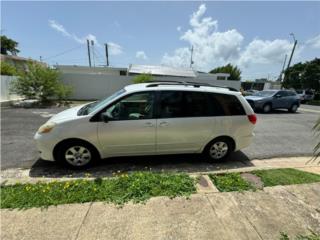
xmin=252 ymin=168 xmax=320 ymax=187
xmin=209 ymin=169 xmax=320 ymax=192
xmin=0 ymin=172 xmax=196 ymax=209
xmin=209 ymin=172 xmax=255 ymax=192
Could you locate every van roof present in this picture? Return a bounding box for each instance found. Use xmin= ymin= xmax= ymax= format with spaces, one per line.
xmin=125 ymin=82 xmax=240 ymax=95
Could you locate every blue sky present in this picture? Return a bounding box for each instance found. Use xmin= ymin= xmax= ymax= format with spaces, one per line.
xmin=2 ymin=1 xmax=320 ymax=80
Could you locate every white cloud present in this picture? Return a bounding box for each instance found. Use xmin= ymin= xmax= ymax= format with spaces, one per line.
xmin=161 ymin=4 xmax=305 ymax=76
xmin=107 ymin=42 xmax=123 ymax=55
xmin=49 ymin=19 xmax=124 ymax=54
xmin=136 ymin=51 xmax=148 ymax=60
xmin=177 ymin=26 xmax=182 ymax=32
xmin=161 ymin=4 xmax=244 ymax=70
xmin=306 ymin=34 xmax=320 ymax=49
xmin=238 ymin=39 xmax=293 ymax=67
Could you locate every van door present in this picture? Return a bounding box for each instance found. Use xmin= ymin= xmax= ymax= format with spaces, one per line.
xmin=97 ymin=91 xmax=156 ymax=157
xmin=156 ymin=91 xmax=213 ymax=154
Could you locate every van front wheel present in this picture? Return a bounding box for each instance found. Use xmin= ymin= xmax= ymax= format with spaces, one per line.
xmin=204 ymin=138 xmax=233 ymax=161
xmin=57 ymin=140 xmax=99 ymax=168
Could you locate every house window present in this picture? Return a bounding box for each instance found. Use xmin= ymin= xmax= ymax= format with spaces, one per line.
xmin=217 ymin=76 xmax=226 ymax=80
xmin=119 ymin=70 xmax=127 ymax=76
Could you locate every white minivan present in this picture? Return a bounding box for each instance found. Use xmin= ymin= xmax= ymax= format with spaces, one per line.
xmin=34 ymin=81 xmax=256 ymax=168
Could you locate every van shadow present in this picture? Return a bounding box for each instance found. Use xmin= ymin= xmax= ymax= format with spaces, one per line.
xmin=29 ymin=151 xmax=253 ymax=178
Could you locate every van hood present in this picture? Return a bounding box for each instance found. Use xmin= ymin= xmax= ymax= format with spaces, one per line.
xmin=49 ymin=104 xmax=87 ymax=123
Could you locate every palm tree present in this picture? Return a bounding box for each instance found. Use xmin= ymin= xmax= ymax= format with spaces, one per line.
xmin=313 ymin=117 xmax=320 ymax=160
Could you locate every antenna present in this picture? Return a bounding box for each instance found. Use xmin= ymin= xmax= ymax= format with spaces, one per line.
xmin=87 ymin=39 xmax=92 ymax=67
xmin=105 ymin=43 xmax=109 ymax=66
xmin=190 ymin=45 xmax=194 ymax=68
xmin=91 ymin=40 xmax=95 ymax=67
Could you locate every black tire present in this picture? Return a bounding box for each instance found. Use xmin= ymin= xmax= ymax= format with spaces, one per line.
xmin=262 ymin=103 xmax=272 ymax=113
xmin=56 ymin=140 xmax=99 ymax=169
xmin=203 ymin=137 xmax=234 ymax=161
xmin=289 ymin=103 xmax=298 ymax=113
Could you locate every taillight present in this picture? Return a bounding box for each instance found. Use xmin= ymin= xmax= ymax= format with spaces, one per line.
xmin=248 ymin=114 xmax=257 ymax=124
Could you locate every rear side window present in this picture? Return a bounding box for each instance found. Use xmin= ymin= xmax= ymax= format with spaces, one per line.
xmin=287 ymin=91 xmax=296 ymax=96
xmin=158 ymin=91 xmax=245 ymax=118
xmin=184 ymin=91 xmax=209 ymax=117
xmin=207 ymin=93 xmax=245 ymax=116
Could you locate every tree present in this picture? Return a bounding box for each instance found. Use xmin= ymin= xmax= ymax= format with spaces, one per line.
xmin=209 ymin=64 xmax=241 ymax=80
xmin=1 ymin=61 xmax=17 ymax=76
xmin=10 ymin=62 xmax=72 ymax=102
xmin=283 ymin=58 xmax=320 ymax=91
xmin=132 ymin=73 xmax=153 ymax=84
xmin=1 ymin=35 xmax=20 ymax=55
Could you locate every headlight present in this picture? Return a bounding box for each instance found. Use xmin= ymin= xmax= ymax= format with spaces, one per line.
xmin=38 ymin=122 xmax=56 ymax=134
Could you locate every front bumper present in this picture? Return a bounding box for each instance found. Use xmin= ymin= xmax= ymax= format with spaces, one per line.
xmin=34 ymin=132 xmax=56 ymax=161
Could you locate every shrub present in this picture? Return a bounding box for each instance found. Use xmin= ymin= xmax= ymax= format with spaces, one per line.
xmin=10 ymin=62 xmax=72 ymax=103
xmin=132 ymin=73 xmax=153 ymax=84
xmin=0 ymin=61 xmax=17 ymax=76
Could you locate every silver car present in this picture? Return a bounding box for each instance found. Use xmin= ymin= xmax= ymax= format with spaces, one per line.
xmin=245 ymin=90 xmax=300 ymax=113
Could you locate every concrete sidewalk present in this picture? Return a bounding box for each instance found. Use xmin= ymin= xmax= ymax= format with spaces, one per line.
xmin=1 ymin=183 xmax=320 ymax=240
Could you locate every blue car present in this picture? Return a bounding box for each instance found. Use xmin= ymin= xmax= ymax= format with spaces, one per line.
xmin=245 ymin=90 xmax=300 ymax=113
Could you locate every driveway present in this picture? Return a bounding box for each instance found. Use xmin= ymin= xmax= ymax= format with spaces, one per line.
xmin=1 ymin=104 xmax=319 ymax=171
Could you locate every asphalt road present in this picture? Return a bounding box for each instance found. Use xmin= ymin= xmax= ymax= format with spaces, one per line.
xmin=1 ymin=104 xmax=319 ymax=171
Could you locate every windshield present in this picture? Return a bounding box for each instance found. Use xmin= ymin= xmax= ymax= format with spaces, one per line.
xmin=78 ymin=88 xmax=126 ymax=115
xmin=252 ymin=91 xmax=276 ymax=97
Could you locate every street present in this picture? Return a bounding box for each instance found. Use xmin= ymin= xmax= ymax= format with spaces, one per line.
xmin=1 ymin=105 xmax=319 ymax=171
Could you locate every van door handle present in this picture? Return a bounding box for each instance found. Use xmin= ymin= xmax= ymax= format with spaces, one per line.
xmin=159 ymin=121 xmax=169 ymax=127
xmin=144 ymin=122 xmax=154 ymax=127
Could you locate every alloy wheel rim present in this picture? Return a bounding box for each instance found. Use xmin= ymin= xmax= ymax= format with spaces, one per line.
xmin=209 ymin=142 xmax=228 ymax=159
xmin=65 ymin=146 xmax=91 ymax=166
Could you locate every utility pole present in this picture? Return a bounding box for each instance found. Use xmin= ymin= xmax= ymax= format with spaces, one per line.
xmin=105 ymin=43 xmax=109 ymax=66
xmin=278 ymin=54 xmax=287 ymax=81
xmin=91 ymin=40 xmax=95 ymax=67
xmin=282 ymin=33 xmax=297 ymax=88
xmin=190 ymin=45 xmax=194 ymax=68
xmin=286 ymin=33 xmax=297 ymax=70
xmin=87 ymin=39 xmax=92 ymax=67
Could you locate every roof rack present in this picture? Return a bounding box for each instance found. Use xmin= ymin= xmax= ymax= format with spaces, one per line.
xmin=146 ymin=80 xmax=238 ymax=92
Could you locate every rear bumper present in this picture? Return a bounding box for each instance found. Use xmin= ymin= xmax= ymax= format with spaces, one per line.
xmin=235 ymin=133 xmax=254 ymax=151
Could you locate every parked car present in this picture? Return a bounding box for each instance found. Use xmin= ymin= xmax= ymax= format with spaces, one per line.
xmin=245 ymin=90 xmax=300 ymax=113
xmin=243 ymin=89 xmax=258 ymax=96
xmin=34 ymin=82 xmax=256 ymax=168
xmin=295 ymin=89 xmax=315 ymax=103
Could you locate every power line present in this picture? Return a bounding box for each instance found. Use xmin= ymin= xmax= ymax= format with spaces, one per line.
xmin=43 ymin=45 xmax=83 ymax=61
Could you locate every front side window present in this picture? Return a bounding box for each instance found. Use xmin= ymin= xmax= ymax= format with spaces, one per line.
xmin=104 ymin=92 xmax=154 ymax=120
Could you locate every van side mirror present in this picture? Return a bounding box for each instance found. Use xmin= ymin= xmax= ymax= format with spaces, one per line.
xmin=275 ymin=94 xmax=281 ymax=98
xmin=101 ymin=112 xmax=113 ymax=122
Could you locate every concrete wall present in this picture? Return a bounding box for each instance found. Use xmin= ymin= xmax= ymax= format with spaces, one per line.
xmin=61 ymin=73 xmax=241 ymax=100
xmin=0 ymin=75 xmax=21 ymax=101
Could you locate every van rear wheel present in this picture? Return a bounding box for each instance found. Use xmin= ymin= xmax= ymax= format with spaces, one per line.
xmin=204 ymin=138 xmax=233 ymax=161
